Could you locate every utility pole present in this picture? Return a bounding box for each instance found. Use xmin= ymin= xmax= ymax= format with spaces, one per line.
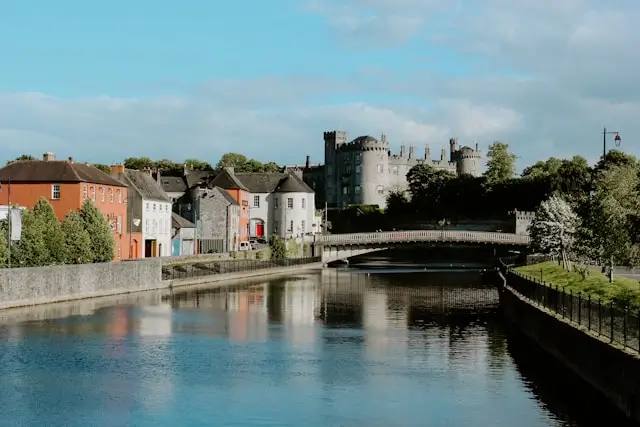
xmin=7 ymin=178 xmax=10 ymax=268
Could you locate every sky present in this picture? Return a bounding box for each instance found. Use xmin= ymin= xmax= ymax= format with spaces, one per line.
xmin=1 ymin=0 xmax=639 ymax=171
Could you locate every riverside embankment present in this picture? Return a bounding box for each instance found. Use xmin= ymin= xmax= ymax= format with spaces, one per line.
xmin=0 ymin=257 xmax=321 ymax=310
xmin=499 ymin=262 xmax=640 ymax=423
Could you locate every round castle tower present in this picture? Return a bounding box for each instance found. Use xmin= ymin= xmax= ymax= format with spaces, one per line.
xmin=450 ymin=138 xmax=482 ymax=177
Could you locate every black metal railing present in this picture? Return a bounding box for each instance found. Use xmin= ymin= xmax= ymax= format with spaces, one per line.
xmin=501 ymin=261 xmax=640 ymax=353
xmin=162 ymin=257 xmax=321 ymax=281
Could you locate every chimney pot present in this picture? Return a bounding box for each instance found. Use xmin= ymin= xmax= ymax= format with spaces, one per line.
xmin=68 ymin=157 xmax=73 ymax=162
xmin=43 ymin=152 xmax=55 ymax=161
xmin=305 ymin=155 xmax=310 ymax=169
xmin=110 ymin=163 xmax=125 ymax=174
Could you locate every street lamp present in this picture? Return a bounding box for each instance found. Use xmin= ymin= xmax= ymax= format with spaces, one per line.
xmin=602 ymin=127 xmax=621 ymax=161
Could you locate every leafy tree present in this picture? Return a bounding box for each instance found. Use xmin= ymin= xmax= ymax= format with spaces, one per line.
xmin=585 ymin=163 xmax=640 ymax=281
xmin=216 ymin=153 xmax=248 ymax=170
xmin=594 ymin=149 xmax=637 ymax=171
xmin=184 ymin=158 xmax=213 ymax=171
xmin=6 ymin=154 xmax=36 ymax=165
xmin=269 ymin=235 xmax=287 ymax=260
xmin=80 ymin=199 xmax=115 ymax=262
xmin=484 ymin=142 xmax=516 ymax=185
xmin=11 ymin=209 xmax=48 ymax=267
xmin=61 ymin=211 xmax=93 ymax=264
xmin=216 ymin=152 xmax=281 ymax=173
xmin=529 ymin=195 xmax=579 ymax=270
xmin=385 ymin=190 xmax=410 ymax=218
xmin=32 ymin=198 xmax=67 ymax=265
xmin=0 ymin=227 xmax=7 ymax=267
xmin=92 ymin=164 xmax=111 ymax=174
xmin=123 ymin=157 xmax=156 ymax=170
xmin=521 ymin=157 xmax=563 ymax=179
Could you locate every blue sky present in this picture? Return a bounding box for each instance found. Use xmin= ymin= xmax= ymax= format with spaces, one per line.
xmin=1 ymin=0 xmax=639 ymax=170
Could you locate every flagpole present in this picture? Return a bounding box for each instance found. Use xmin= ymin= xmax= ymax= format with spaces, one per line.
xmin=7 ymin=177 xmax=11 ymax=268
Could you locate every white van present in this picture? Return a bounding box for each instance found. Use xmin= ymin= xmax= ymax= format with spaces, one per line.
xmin=238 ymin=241 xmax=251 ymax=251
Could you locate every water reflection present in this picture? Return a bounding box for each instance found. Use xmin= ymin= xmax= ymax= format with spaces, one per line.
xmin=0 ymin=270 xmax=632 ymax=427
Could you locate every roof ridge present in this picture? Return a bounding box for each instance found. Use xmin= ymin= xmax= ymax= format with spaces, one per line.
xmin=68 ymin=162 xmax=84 ymax=182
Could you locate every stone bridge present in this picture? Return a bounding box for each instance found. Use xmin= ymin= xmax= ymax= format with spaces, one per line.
xmin=314 ymin=230 xmax=529 ymax=263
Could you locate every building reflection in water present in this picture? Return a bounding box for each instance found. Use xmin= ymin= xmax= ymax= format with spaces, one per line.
xmin=227 ymin=284 xmax=269 ymax=342
xmin=136 ymin=303 xmax=175 ymax=412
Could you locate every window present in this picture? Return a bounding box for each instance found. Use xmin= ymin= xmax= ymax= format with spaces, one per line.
xmin=117 ymin=247 xmax=121 ymax=259
xmin=355 ymin=185 xmax=361 ymax=194
xmin=82 ymin=184 xmax=88 ymax=200
xmin=274 ymin=197 xmax=279 ymax=208
xmin=301 ymin=220 xmax=306 ymax=233
xmin=117 ymin=189 xmax=122 ymax=203
xmin=153 ymin=203 xmax=156 ymax=212
xmin=116 ymin=215 xmax=122 ymax=233
xmin=145 ymin=219 xmax=149 ymax=233
xmin=355 ymin=165 xmax=361 ymax=174
xmin=165 ymin=204 xmax=169 ymax=212
xmin=356 ymin=153 xmax=362 ymax=164
xmin=287 ymin=197 xmax=293 ymax=209
xmin=146 ymin=202 xmax=150 ymax=211
xmin=51 ymin=184 xmax=61 ymax=200
xmin=152 ymin=219 xmax=157 ymax=233
xmin=289 ymin=220 xmax=293 ymax=233
xmin=377 ymin=185 xmax=384 ymax=194
xmin=108 ymin=188 xmax=114 ymax=203
xmin=90 ymin=186 xmax=96 ymax=200
xmin=392 ymin=166 xmax=399 ymax=175
xmin=253 ymin=195 xmax=260 ymax=207
xmin=100 ymin=187 xmax=105 ymax=202
xmin=274 ymin=221 xmax=279 ymax=233
xmin=377 ymin=164 xmax=383 ymax=173
xmin=343 ymin=186 xmax=348 ymax=195
xmin=301 ymin=198 xmax=306 ymax=209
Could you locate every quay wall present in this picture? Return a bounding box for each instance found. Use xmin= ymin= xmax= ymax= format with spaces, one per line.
xmin=500 ymin=271 xmax=640 ymax=423
xmin=0 ymin=259 xmax=320 ymax=310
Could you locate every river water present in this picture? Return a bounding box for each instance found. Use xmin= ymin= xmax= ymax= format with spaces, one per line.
xmin=0 ymin=268 xmax=633 ymax=427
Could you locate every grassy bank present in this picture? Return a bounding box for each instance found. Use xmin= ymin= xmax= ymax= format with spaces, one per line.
xmin=514 ymin=261 xmax=640 ymax=307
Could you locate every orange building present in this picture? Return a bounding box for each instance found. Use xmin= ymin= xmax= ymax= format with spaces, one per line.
xmin=211 ymin=167 xmax=250 ymax=243
xmin=0 ymin=152 xmax=141 ymax=261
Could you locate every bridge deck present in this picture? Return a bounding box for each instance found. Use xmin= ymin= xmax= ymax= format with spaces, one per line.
xmin=317 ymin=230 xmax=530 ymax=246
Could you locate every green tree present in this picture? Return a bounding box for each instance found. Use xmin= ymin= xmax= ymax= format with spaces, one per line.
xmin=80 ymin=199 xmax=115 ymax=262
xmin=61 ymin=211 xmax=93 ymax=264
xmin=6 ymin=154 xmax=36 ymax=165
xmin=586 ymin=163 xmax=640 ymax=281
xmin=269 ymin=235 xmax=287 ymax=260
xmin=184 ymin=158 xmax=213 ymax=171
xmin=123 ymin=157 xmax=156 ymax=170
xmin=11 ymin=209 xmax=47 ymax=267
xmin=32 ymin=198 xmax=67 ymax=265
xmin=529 ymin=195 xmax=579 ymax=270
xmin=484 ymin=142 xmax=516 ymax=185
xmin=215 ymin=152 xmax=281 ymax=173
xmin=0 ymin=227 xmax=7 ymax=267
xmin=216 ymin=153 xmax=248 ymax=170
xmin=521 ymin=157 xmax=563 ymax=179
xmin=91 ymin=164 xmax=111 ymax=174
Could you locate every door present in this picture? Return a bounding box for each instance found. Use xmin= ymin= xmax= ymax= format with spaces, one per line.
xmin=172 ymin=239 xmax=181 ymax=256
xmin=144 ymin=240 xmax=153 ymax=258
xmin=256 ymin=223 xmax=264 ymax=237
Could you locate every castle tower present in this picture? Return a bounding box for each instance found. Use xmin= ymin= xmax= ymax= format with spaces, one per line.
xmin=408 ymin=144 xmax=415 ymax=160
xmin=355 ymin=135 xmax=389 ymax=209
xmin=323 ymin=130 xmax=348 ymax=206
xmin=425 ymin=143 xmax=430 ymax=161
xmin=449 ymin=138 xmax=458 ymax=162
xmin=454 ymin=142 xmax=483 ymax=177
xmin=440 ymin=147 xmax=446 ymax=161
xmin=400 ymin=143 xmax=406 ymax=157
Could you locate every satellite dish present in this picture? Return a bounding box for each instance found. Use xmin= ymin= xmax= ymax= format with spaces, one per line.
xmin=133 ymin=219 xmax=141 ymax=227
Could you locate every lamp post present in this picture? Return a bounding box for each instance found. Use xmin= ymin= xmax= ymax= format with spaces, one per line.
xmin=602 ymin=127 xmax=621 ymax=163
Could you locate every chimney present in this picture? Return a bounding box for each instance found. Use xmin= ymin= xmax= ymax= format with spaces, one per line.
xmin=425 ymin=143 xmax=431 ymax=160
xmin=381 ymin=133 xmax=387 ymax=144
xmin=68 ymin=157 xmax=73 ymax=163
xmin=183 ymin=163 xmax=190 ymax=177
xmin=43 ymin=152 xmax=55 ymax=161
xmin=110 ymin=163 xmax=125 ymax=174
xmin=152 ymin=168 xmax=161 ymax=182
xmin=409 ymin=144 xmax=415 ymax=159
xmin=400 ymin=144 xmax=406 ymax=157
xmin=441 ymin=147 xmax=446 ymax=161
xmin=305 ymin=155 xmax=310 ymax=169
xmin=475 ymin=142 xmax=479 ymax=151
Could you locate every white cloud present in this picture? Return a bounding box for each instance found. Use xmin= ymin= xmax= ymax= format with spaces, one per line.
xmin=1 ymin=1 xmax=639 ymax=172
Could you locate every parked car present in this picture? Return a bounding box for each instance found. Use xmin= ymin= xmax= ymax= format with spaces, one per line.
xmin=238 ymin=241 xmax=251 ymax=251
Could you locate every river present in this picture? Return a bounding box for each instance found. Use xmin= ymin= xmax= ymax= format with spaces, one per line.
xmin=0 ymin=267 xmax=633 ymax=426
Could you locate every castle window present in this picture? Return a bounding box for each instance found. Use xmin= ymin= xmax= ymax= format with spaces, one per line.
xmin=327 ymin=165 xmax=333 ymax=175
xmin=355 ymin=185 xmax=361 ymax=194
xmin=377 ymin=164 xmax=383 ymax=173
xmin=392 ymin=166 xmax=399 ymax=175
xmin=343 ymin=186 xmax=349 ymax=195
xmin=376 ymin=185 xmax=384 ymax=195
xmin=287 ymin=197 xmax=293 ymax=209
xmin=356 ymin=153 xmax=362 ymax=164
xmin=345 ymin=163 xmax=352 ymax=174
xmin=355 ymin=165 xmax=361 ymax=174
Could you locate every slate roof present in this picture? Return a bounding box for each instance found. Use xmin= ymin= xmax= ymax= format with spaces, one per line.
xmin=209 ymin=169 xmax=249 ymax=191
xmin=113 ymin=170 xmax=171 ymax=202
xmin=235 ymin=172 xmax=313 ymax=194
xmin=0 ymin=160 xmax=126 ymax=187
xmin=160 ymin=176 xmax=188 ymax=193
xmin=171 ymin=212 xmax=196 ymax=229
xmin=214 ymin=186 xmax=239 ymax=205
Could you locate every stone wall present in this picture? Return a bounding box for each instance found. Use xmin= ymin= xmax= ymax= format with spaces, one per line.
xmin=500 ymin=272 xmax=640 ymax=423
xmin=0 ymin=259 xmax=163 ymax=309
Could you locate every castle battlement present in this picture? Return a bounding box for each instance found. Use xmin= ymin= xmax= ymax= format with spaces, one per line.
xmin=336 ymin=135 xmax=389 ymax=152
xmin=513 ymin=210 xmax=536 ymax=220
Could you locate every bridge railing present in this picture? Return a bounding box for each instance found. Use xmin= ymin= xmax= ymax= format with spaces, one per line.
xmin=317 ymin=230 xmax=530 ymax=245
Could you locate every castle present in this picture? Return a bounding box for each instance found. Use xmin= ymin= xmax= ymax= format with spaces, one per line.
xmin=286 ymin=130 xmax=483 ymax=209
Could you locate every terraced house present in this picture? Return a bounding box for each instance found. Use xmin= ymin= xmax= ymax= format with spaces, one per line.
xmin=0 ymin=152 xmax=131 ymax=260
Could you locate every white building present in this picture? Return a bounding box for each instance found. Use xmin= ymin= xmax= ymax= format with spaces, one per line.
xmin=111 ymin=166 xmax=173 ymax=257
xmin=235 ymin=172 xmax=316 ymax=239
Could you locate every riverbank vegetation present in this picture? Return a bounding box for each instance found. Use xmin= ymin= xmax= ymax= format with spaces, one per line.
xmin=515 ymin=261 xmax=640 ymax=308
xmin=0 ymin=198 xmax=114 ymax=268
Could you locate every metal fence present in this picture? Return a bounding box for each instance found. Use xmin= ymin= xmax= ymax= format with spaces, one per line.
xmin=162 ymin=257 xmax=321 ymax=281
xmin=503 ymin=266 xmax=640 ymax=353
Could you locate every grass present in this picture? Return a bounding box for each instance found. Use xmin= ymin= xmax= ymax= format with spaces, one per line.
xmin=514 ymin=261 xmax=640 ymax=308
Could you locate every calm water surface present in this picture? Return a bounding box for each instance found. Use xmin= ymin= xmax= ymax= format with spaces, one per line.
xmin=0 ymin=269 xmax=632 ymax=427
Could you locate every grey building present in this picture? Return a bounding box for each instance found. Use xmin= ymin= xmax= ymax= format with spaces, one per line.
xmin=175 ymin=184 xmax=240 ymax=253
xmin=287 ymin=131 xmax=483 ymax=209
xmin=171 ymin=212 xmax=196 ymax=256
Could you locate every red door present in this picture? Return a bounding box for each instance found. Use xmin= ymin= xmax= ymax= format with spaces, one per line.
xmin=256 ymin=223 xmax=264 ymax=237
